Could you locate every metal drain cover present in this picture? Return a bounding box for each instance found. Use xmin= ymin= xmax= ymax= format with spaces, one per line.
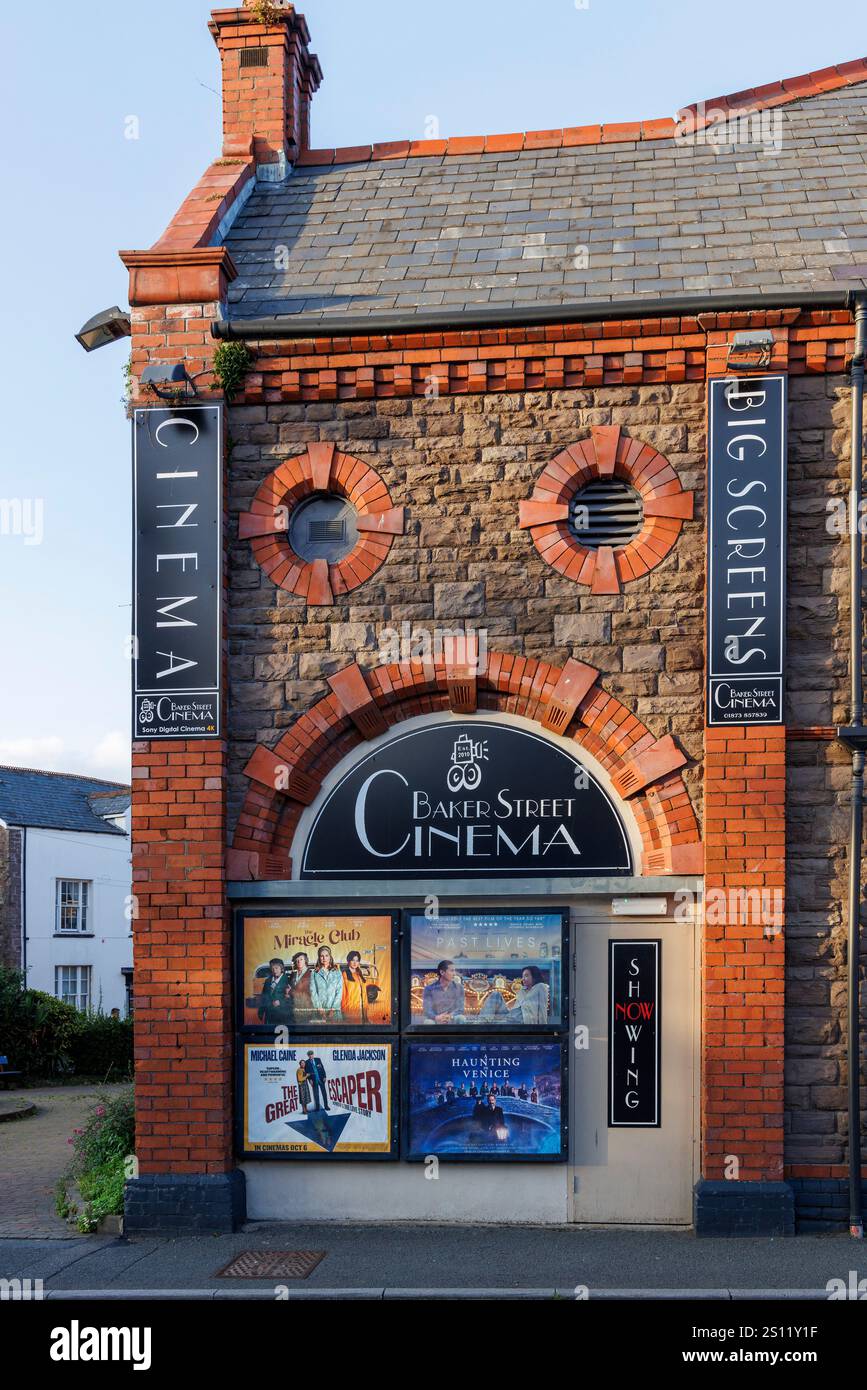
xmin=216 ymin=1250 xmax=325 ymax=1280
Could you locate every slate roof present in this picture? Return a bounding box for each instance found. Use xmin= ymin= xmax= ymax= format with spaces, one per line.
xmin=87 ymin=790 xmax=131 ymax=821
xmin=0 ymin=768 xmax=130 ymax=836
xmin=223 ymin=83 xmax=867 ymax=322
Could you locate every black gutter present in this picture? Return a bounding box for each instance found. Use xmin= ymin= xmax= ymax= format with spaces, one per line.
xmin=838 ymin=290 xmax=867 ymax=1239
xmin=212 ymin=288 xmax=856 ymax=341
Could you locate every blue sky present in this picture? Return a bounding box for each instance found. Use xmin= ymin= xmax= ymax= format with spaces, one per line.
xmin=0 ymin=0 xmax=857 ymax=781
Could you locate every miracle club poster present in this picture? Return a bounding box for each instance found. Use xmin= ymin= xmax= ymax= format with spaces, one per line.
xmin=406 ymin=1041 xmax=565 ymax=1159
xmin=408 ymin=912 xmax=565 ymax=1027
xmin=242 ymin=1041 xmax=394 ymax=1156
xmin=239 ymin=915 xmax=394 ymax=1030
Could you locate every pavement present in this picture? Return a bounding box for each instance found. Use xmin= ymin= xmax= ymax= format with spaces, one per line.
xmin=1 ymin=1224 xmax=866 ymax=1298
xmin=1 ymin=1084 xmax=865 ymax=1299
xmin=0 ymin=1083 xmax=128 ymax=1238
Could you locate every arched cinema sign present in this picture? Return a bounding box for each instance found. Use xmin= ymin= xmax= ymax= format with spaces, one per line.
xmin=301 ymin=720 xmax=632 ymax=879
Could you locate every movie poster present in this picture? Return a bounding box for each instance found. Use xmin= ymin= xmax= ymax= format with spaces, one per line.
xmin=241 ymin=1040 xmax=394 ymax=1156
xmin=407 ymin=912 xmax=566 ymax=1028
xmin=405 ymin=1041 xmax=565 ymax=1159
xmin=238 ymin=914 xmax=395 ymax=1030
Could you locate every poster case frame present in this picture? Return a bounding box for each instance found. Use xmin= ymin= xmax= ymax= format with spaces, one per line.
xmin=400 ymin=1033 xmax=569 ymax=1164
xmin=400 ymin=907 xmax=570 ymax=1035
xmin=236 ymin=1033 xmax=400 ymax=1162
xmin=234 ymin=906 xmax=401 ymax=1035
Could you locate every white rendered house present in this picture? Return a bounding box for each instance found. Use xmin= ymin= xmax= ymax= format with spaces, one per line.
xmin=0 ymin=768 xmax=132 ymax=1016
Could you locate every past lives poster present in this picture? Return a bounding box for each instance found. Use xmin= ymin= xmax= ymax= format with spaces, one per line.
xmin=238 ymin=913 xmax=396 ymax=1030
xmin=405 ymin=1041 xmax=566 ymax=1160
xmin=241 ymin=1040 xmax=396 ymax=1157
xmin=406 ymin=911 xmax=567 ymax=1028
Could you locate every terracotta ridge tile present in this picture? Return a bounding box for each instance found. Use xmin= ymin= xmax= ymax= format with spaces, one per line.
xmin=290 ymin=57 xmax=867 ymax=168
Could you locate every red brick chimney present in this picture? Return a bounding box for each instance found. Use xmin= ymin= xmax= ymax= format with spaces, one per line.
xmin=209 ymin=4 xmax=322 ymax=175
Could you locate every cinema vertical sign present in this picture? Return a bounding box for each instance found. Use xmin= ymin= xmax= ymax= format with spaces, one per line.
xmin=132 ymin=406 xmax=221 ymax=739
xmin=707 ymin=375 xmax=786 ymax=726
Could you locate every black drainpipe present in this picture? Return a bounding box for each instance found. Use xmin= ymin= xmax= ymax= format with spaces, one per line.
xmin=838 ymin=291 xmax=867 ymax=1238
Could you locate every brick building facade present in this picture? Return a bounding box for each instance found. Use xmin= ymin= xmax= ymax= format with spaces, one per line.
xmin=119 ymin=4 xmax=867 ymax=1234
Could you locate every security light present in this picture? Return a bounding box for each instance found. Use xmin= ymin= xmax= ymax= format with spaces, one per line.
xmin=75 ymin=306 xmax=131 ymax=352
xmin=140 ymin=363 xmax=198 ymax=400
xmin=726 ymin=329 xmax=774 ymax=370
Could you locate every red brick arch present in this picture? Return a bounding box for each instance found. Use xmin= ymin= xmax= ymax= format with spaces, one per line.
xmin=228 ymin=649 xmax=702 ymax=880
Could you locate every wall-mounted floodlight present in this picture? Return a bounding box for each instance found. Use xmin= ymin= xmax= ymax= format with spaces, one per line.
xmin=140 ymin=363 xmax=198 ymax=400
xmin=75 ymin=306 xmax=131 ymax=352
xmin=726 ymin=329 xmax=774 ymax=371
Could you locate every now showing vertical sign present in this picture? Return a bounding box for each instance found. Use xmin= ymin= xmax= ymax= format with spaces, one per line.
xmin=609 ymin=940 xmax=660 ymax=1127
xmin=707 ymin=374 xmax=786 ymax=726
xmin=132 ymin=406 xmax=221 ymax=739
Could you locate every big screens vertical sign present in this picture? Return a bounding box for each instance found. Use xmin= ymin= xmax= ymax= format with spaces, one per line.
xmin=707 ymin=375 xmax=786 ymax=726
xmin=132 ymin=406 xmax=221 ymax=739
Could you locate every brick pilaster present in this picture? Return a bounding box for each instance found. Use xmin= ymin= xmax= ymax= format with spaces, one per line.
xmin=125 ymin=296 xmax=234 ymax=1194
xmin=703 ymin=725 xmax=787 ymax=1182
xmin=130 ymin=738 xmax=231 ymax=1175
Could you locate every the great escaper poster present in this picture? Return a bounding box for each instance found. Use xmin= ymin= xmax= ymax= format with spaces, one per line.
xmin=242 ymin=1041 xmax=394 ymax=1156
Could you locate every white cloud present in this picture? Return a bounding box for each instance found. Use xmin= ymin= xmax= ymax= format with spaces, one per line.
xmin=0 ymin=731 xmax=131 ymax=783
xmin=90 ymin=731 xmax=132 ymax=780
xmin=0 ymin=736 xmax=66 ymax=770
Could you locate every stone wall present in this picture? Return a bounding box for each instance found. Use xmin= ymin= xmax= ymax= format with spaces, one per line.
xmin=226 ymin=382 xmax=707 ymax=829
xmin=785 ymin=373 xmax=864 ymax=1176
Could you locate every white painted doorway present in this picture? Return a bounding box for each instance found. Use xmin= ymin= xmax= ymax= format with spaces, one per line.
xmin=569 ymin=909 xmax=699 ymax=1225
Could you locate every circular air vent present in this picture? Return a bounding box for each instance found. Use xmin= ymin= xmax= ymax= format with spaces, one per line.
xmin=570 ymin=478 xmax=644 ymax=548
xmin=288 ymin=493 xmax=358 ymax=562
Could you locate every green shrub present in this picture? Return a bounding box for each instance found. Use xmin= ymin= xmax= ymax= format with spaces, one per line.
xmin=76 ymin=1157 xmax=127 ymax=1231
xmin=0 ymin=967 xmax=79 ymax=1077
xmin=69 ymin=1087 xmax=135 ymax=1174
xmin=66 ymin=1087 xmax=135 ymax=1232
xmin=0 ymin=967 xmax=133 ymax=1080
xmin=68 ymin=1016 xmax=133 ymax=1081
xmin=54 ymin=1178 xmax=76 ymax=1223
xmin=212 ymin=340 xmax=253 ymax=400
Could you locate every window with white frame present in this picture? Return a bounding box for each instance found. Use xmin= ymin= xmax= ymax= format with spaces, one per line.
xmin=55 ymin=879 xmax=91 ymax=934
xmin=55 ymin=965 xmax=91 ymax=1012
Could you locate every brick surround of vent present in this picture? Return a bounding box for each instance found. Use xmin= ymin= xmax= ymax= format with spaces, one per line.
xmin=519 ymin=425 xmax=694 ymax=593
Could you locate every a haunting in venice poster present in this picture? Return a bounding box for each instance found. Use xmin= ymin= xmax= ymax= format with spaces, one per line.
xmin=239 ymin=915 xmax=394 ymax=1029
xmin=405 ymin=1041 xmax=564 ymax=1159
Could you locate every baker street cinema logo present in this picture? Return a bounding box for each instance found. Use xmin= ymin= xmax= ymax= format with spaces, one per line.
xmin=447 ymin=733 xmax=488 ymax=791
xmin=301 ymin=721 xmax=633 ymax=878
